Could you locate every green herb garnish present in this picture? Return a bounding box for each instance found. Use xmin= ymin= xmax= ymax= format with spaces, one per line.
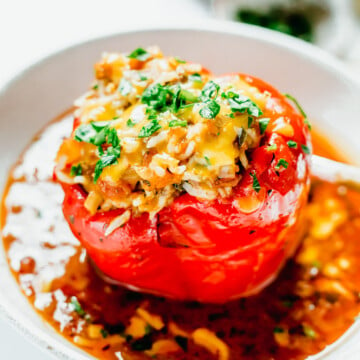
xmin=189 ymin=73 xmax=202 ymax=83
xmin=138 ymin=119 xmax=162 ymax=138
xmin=141 ymin=83 xmax=169 ymax=110
xmin=267 ymin=144 xmax=277 ymax=151
xmin=100 ymin=329 xmax=109 ymax=338
xmin=284 ymin=93 xmax=311 ymax=130
xmin=224 ymin=92 xmax=263 ymax=117
xmin=169 ymin=119 xmax=187 ymax=127
xmin=70 ymin=296 xmax=86 ymax=317
xmin=201 ymin=81 xmax=220 ymax=100
xmin=70 ymin=164 xmax=82 ymax=177
xmin=275 ymin=158 xmax=289 ymax=170
xmin=204 ymin=156 xmax=211 ymax=166
xmin=74 ymin=124 xmax=97 ymax=143
xmin=75 ymin=121 xmax=121 ymax=183
xmin=273 ymin=326 xmax=285 ymax=333
xmin=94 ymin=146 xmax=121 ymax=183
xmin=128 ymin=47 xmax=150 ymax=61
xmin=127 ymin=118 xmax=136 ymax=127
xmin=174 ymin=57 xmax=186 ymax=64
xmin=172 ymin=88 xmax=199 ymax=112
xmin=259 ymin=118 xmax=270 ymax=134
xmin=199 ymin=99 xmax=220 ymax=119
xmin=301 ymin=144 xmax=311 ymax=154
xmin=75 ymin=121 xmax=114 ymax=144
xmin=250 ymin=172 xmax=261 ymax=193
xmin=287 ymin=140 xmax=297 ymax=148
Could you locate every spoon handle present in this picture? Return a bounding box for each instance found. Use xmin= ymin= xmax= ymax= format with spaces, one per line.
xmin=311 ymin=155 xmax=360 ymax=184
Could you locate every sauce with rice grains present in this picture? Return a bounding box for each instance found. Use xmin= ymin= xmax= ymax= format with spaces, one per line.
xmin=1 ymin=47 xmax=360 ymax=360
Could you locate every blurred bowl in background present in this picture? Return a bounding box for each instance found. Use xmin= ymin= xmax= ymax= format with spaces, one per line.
xmin=212 ymin=0 xmax=358 ymax=57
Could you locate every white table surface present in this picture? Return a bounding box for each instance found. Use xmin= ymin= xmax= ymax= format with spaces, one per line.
xmin=0 ymin=0 xmax=359 ymax=359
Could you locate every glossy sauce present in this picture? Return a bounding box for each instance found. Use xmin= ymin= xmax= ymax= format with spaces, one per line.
xmin=1 ymin=113 xmax=360 ymax=360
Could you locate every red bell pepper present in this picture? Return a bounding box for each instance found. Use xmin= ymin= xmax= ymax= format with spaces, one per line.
xmin=60 ymin=74 xmax=311 ymax=303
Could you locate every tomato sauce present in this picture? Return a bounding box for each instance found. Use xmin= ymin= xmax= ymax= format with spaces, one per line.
xmin=1 ymin=113 xmax=360 ymax=360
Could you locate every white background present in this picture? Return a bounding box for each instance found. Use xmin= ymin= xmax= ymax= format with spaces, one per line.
xmin=0 ymin=0 xmax=359 ymax=359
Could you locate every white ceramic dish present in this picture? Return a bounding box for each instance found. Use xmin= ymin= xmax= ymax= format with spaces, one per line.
xmin=0 ymin=21 xmax=360 ymax=360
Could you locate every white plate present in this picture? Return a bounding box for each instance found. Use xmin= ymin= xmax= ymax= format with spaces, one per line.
xmin=0 ymin=21 xmax=360 ymax=360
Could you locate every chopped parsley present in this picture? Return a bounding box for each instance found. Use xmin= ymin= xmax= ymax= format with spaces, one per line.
xmin=284 ymin=93 xmax=311 ymax=130
xmin=223 ymin=91 xmax=263 ymax=117
xmin=106 ymin=127 xmax=120 ymax=148
xmin=141 ymin=83 xmax=169 ymax=110
xmin=127 ymin=47 xmax=150 ymax=61
xmin=94 ymin=146 xmax=121 ymax=183
xmin=75 ymin=121 xmax=114 ymax=144
xmin=178 ymin=89 xmax=198 ymax=104
xmin=139 ymin=74 xmax=148 ymax=81
xmin=140 ymin=80 xmax=223 ymax=122
xmin=250 ymin=172 xmax=261 ymax=193
xmin=172 ymin=88 xmax=199 ymax=112
xmin=138 ymin=119 xmax=162 ymax=138
xmin=266 ymin=144 xmax=277 ymax=151
xmin=100 ymin=329 xmax=109 ymax=338
xmin=275 ymin=158 xmax=289 ymax=170
xmin=92 ymin=84 xmax=99 ymax=90
xmin=169 ymin=119 xmax=187 ymax=127
xmin=70 ymin=296 xmax=86 ymax=317
xmin=199 ymin=99 xmax=220 ymax=119
xmin=189 ymin=73 xmax=202 ymax=83
xmin=118 ymin=78 xmax=133 ymax=96
xmin=75 ymin=121 xmax=121 ymax=183
xmin=127 ymin=118 xmax=136 ymax=127
xmin=74 ymin=124 xmax=97 ymax=143
xmin=201 ymin=81 xmax=220 ymax=100
xmin=204 ymin=156 xmax=211 ymax=166
xmin=174 ymin=57 xmax=186 ymax=64
xmin=301 ymin=144 xmax=311 ymax=154
xmin=273 ymin=326 xmax=285 ymax=333
xmin=259 ymin=118 xmax=270 ymax=134
xmin=70 ymin=164 xmax=82 ymax=177
xmin=287 ymin=140 xmax=297 ymax=148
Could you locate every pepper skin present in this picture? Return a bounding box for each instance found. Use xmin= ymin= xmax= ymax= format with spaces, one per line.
xmin=60 ymin=74 xmax=311 ymax=303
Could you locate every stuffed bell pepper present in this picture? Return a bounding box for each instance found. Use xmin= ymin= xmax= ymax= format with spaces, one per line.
xmin=55 ymin=47 xmax=311 ymax=303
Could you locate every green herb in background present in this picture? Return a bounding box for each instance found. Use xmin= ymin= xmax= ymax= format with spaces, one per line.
xmin=236 ymin=7 xmax=314 ymax=43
